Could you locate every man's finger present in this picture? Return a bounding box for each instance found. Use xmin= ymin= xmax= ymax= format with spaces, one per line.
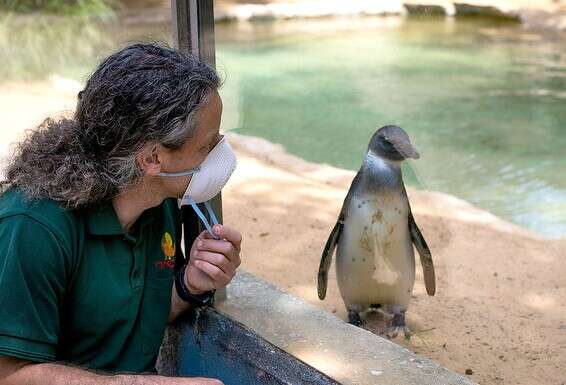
xmin=192 ymin=251 xmax=235 ymax=275
xmin=194 ymin=260 xmax=232 ymax=287
xmin=197 ymin=238 xmax=237 ymax=260
xmin=197 ymin=230 xmax=213 ymax=240
xmin=211 ymin=225 xmax=242 ymax=251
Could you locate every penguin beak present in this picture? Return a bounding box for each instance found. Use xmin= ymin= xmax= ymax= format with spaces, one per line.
xmin=393 ymin=140 xmax=420 ymax=160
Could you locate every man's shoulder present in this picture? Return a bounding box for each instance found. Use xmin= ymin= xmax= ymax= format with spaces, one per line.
xmin=0 ymin=188 xmax=84 ymax=254
xmin=0 ymin=187 xmax=79 ymax=221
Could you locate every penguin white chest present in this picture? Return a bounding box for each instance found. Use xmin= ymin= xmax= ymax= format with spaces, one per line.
xmin=336 ymin=192 xmax=415 ymax=307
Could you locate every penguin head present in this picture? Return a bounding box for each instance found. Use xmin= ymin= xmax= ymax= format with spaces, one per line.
xmin=368 ymin=125 xmax=420 ymax=161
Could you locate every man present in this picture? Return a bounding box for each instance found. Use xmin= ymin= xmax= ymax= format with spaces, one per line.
xmin=0 ymin=43 xmax=240 ymax=384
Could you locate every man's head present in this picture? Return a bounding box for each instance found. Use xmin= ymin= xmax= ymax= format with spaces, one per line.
xmin=2 ymin=43 xmax=223 ymax=208
xmin=76 ymin=43 xmax=223 ymax=198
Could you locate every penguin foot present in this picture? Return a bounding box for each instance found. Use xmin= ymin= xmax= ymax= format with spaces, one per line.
xmin=384 ymin=325 xmax=412 ymax=339
xmin=385 ymin=307 xmax=410 ymax=339
xmin=385 ymin=326 xmax=400 ymax=339
xmin=403 ymin=326 xmax=413 ymax=340
xmin=347 ymin=310 xmax=363 ymax=326
xmin=392 ymin=308 xmax=406 ymax=327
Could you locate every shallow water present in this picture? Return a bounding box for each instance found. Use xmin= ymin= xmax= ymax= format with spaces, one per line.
xmin=1 ymin=14 xmax=565 ymax=237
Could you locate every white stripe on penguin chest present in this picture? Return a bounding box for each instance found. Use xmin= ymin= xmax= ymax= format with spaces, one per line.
xmin=340 ymin=193 xmax=413 ymax=286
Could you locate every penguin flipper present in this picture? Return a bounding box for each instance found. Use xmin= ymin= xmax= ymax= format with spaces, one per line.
xmin=408 ymin=209 xmax=436 ymax=296
xmin=317 ymin=217 xmax=344 ymax=300
xmin=318 ymin=170 xmax=360 ymax=300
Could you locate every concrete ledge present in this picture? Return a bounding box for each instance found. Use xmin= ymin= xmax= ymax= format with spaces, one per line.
xmin=215 ymin=1 xmax=405 ymax=22
xmin=211 ymin=271 xmax=476 ymax=385
xmin=157 ymin=307 xmax=341 ymax=384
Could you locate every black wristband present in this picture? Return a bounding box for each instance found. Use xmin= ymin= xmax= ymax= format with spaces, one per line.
xmin=175 ymin=264 xmax=215 ymax=307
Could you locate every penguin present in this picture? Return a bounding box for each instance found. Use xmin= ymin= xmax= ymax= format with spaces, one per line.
xmin=317 ymin=125 xmax=435 ymax=338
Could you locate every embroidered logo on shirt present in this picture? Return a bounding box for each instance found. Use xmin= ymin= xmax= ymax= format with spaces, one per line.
xmin=156 ymin=232 xmax=176 ymax=270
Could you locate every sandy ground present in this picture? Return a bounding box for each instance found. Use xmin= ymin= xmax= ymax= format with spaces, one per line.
xmin=1 ymin=81 xmax=565 ymax=385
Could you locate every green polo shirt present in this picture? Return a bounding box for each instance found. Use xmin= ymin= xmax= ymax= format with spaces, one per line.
xmin=0 ymin=188 xmax=183 ymax=373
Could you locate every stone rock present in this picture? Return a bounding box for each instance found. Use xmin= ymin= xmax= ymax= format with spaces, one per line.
xmin=454 ymin=3 xmax=520 ymax=21
xmin=404 ymin=4 xmax=447 ymax=16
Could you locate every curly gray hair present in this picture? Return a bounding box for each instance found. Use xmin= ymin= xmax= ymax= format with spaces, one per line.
xmin=1 ymin=42 xmax=221 ymax=209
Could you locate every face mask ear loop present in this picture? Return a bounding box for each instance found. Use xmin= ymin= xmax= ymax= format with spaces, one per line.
xmin=203 ymin=201 xmax=220 ymax=227
xmin=186 ymin=198 xmax=220 ymax=240
xmin=159 ymin=166 xmax=201 ymax=177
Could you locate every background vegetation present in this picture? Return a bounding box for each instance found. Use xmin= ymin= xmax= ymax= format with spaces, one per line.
xmin=0 ymin=0 xmax=114 ymax=14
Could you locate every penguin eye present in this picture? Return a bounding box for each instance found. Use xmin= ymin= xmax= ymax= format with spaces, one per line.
xmin=381 ymin=139 xmax=394 ymax=149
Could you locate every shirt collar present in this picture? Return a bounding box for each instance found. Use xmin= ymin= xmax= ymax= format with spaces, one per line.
xmin=86 ymin=202 xmax=125 ymax=235
xmin=86 ymin=201 xmax=159 ymax=236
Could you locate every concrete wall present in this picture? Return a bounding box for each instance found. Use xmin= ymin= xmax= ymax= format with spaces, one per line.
xmin=158 ymin=271 xmax=477 ymax=385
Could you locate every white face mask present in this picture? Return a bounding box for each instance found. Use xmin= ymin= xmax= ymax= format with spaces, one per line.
xmin=158 ymin=135 xmax=237 ymax=237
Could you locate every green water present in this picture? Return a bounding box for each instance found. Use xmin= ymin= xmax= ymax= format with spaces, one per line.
xmin=1 ymin=14 xmax=565 ymax=237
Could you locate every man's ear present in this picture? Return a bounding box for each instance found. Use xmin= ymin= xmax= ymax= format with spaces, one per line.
xmin=137 ymin=143 xmax=162 ymax=176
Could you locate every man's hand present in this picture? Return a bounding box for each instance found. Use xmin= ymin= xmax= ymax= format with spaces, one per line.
xmin=185 ymin=224 xmax=242 ymax=295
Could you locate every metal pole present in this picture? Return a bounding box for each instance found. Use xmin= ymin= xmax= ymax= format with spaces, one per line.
xmin=172 ymin=0 xmax=226 ymax=302
xmin=172 ymin=0 xmax=216 ymax=65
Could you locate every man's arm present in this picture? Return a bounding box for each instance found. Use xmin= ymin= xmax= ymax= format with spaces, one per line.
xmin=0 ymin=356 xmax=223 ymax=385
xmin=169 ymin=280 xmax=193 ymax=323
